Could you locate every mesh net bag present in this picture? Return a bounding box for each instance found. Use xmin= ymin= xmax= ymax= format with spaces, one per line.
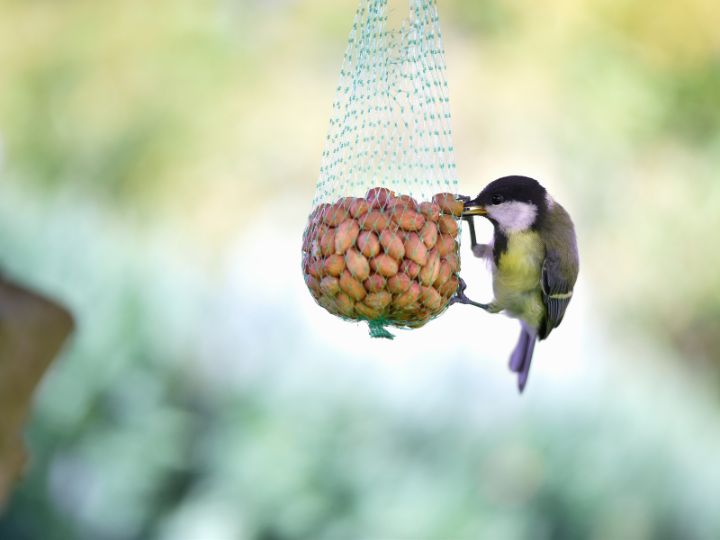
xmin=301 ymin=0 xmax=463 ymax=339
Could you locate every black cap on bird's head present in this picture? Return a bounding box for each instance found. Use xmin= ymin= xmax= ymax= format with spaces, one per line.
xmin=464 ymin=176 xmax=548 ymax=232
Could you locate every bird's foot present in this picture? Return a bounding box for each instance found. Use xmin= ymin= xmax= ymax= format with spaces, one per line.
xmin=448 ymin=277 xmax=494 ymax=311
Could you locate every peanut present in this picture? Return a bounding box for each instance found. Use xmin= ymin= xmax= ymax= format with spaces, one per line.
xmin=320 ymin=276 xmax=340 ymax=296
xmin=357 ymin=231 xmax=380 ymax=258
xmin=419 ymin=221 xmax=438 ymax=249
xmin=309 ymin=203 xmax=330 ymax=227
xmin=387 ymin=195 xmax=418 ymax=213
xmin=419 ymin=201 xmax=440 ymax=222
xmin=438 ymin=214 xmax=459 ymax=236
xmin=404 ymin=233 xmax=428 ymax=266
xmin=370 ymin=254 xmax=399 ymax=277
xmin=432 ymin=193 xmax=463 ymax=217
xmin=324 ymin=202 xmax=350 ymax=226
xmin=364 ymin=273 xmax=387 ymax=293
xmin=387 ymin=272 xmax=411 ymax=294
xmin=336 ymin=292 xmax=355 ymax=317
xmin=335 ymin=219 xmax=360 ymax=254
xmin=365 ymin=291 xmax=392 ymax=311
xmin=359 ymin=210 xmax=389 ymax=231
xmin=305 ymin=274 xmax=321 ymax=295
xmin=345 ymin=248 xmax=370 ymax=281
xmin=366 ymin=187 xmax=394 ymax=209
xmin=379 ymin=229 xmax=405 ymax=260
xmin=433 ymin=261 xmax=452 ymax=288
xmin=393 ymin=209 xmax=425 ymax=231
xmin=349 ymin=198 xmax=369 ymax=218
xmin=418 ymin=249 xmax=440 ymax=286
xmin=420 ymin=286 xmax=443 ymax=310
xmin=318 ymin=295 xmax=339 ymax=315
xmin=436 ymin=234 xmax=456 ymax=257
xmin=339 ymin=270 xmax=366 ymax=302
xmin=324 ymin=254 xmax=345 ymax=277
xmin=308 ymin=259 xmax=324 ymax=279
xmin=444 ymin=253 xmax=460 ymax=273
xmin=400 ymin=259 xmax=421 ymax=279
xmin=354 ymin=302 xmax=382 ymax=320
xmin=320 ymin=228 xmax=336 ymax=257
xmin=438 ymin=276 xmax=459 ymax=297
xmin=392 ymin=282 xmax=421 ymax=309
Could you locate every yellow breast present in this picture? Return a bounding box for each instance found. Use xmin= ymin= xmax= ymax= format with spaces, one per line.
xmin=494 ymin=231 xmax=545 ymax=322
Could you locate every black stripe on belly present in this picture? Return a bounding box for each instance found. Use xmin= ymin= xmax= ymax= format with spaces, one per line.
xmin=493 ymin=228 xmax=508 ymax=266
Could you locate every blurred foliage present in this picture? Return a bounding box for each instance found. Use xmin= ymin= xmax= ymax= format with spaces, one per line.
xmin=1 ymin=0 xmax=720 ymax=538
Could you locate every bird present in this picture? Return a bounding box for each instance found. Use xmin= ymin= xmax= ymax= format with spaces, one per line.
xmin=451 ymin=175 xmax=579 ymax=392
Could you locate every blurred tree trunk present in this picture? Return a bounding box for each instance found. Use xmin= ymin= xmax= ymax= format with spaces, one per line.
xmin=0 ymin=275 xmax=73 ymax=510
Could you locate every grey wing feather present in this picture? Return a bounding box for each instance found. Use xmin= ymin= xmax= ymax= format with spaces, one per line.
xmin=539 ymin=203 xmax=579 ymax=340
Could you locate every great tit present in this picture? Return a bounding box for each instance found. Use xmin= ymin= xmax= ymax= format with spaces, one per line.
xmin=452 ymin=176 xmax=579 ymax=392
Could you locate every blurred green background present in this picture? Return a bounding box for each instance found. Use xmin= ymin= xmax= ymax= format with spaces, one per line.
xmin=1 ymin=0 xmax=720 ymax=538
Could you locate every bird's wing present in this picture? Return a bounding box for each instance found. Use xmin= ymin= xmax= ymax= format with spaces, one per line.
xmin=538 ymin=202 xmax=579 ymax=340
xmin=539 ymin=249 xmax=574 ymax=339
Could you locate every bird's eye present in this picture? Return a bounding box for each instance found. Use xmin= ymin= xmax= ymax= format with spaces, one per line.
xmin=491 ymin=194 xmax=504 ymax=205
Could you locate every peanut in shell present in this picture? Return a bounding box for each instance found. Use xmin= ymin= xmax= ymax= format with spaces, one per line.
xmin=418 ymin=249 xmax=440 ymax=286
xmin=420 ymin=221 xmax=437 ymax=249
xmin=365 ymin=291 xmax=392 ymax=311
xmin=349 ymin=198 xmax=369 ymax=218
xmin=357 ymin=231 xmax=380 ymax=258
xmin=364 ymin=273 xmax=387 ymax=293
xmin=404 ymin=233 xmax=428 ymax=266
xmin=400 ymin=259 xmax=421 ymax=279
xmin=345 ymin=248 xmax=370 ymax=281
xmin=320 ymin=228 xmax=336 ymax=257
xmin=392 ymin=282 xmax=421 ymax=309
xmin=320 ymin=276 xmax=340 ymax=296
xmin=438 ymin=276 xmax=459 ymax=297
xmin=420 ymin=286 xmax=443 ymax=311
xmin=339 ymin=270 xmax=366 ymax=302
xmin=366 ymin=187 xmax=394 ymax=209
xmin=336 ymin=292 xmax=355 ymax=317
xmin=436 ymin=234 xmax=456 ymax=257
xmin=393 ymin=209 xmax=425 ymax=231
xmin=359 ymin=210 xmax=389 ymax=231
xmin=335 ymin=219 xmax=359 ymax=254
xmin=387 ymin=272 xmax=411 ymax=294
xmin=438 ymin=214 xmax=459 ymax=236
xmin=433 ymin=261 xmax=453 ymax=288
xmin=379 ymin=229 xmax=405 ymax=260
xmin=324 ymin=203 xmax=350 ymax=226
xmin=370 ymin=254 xmax=399 ymax=277
xmin=419 ymin=201 xmax=440 ymax=222
xmin=354 ymin=302 xmax=382 ymax=320
xmin=432 ymin=193 xmax=463 ymax=217
xmin=324 ymin=254 xmax=345 ymax=277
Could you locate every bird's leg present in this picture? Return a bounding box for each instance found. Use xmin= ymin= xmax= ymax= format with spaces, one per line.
xmin=448 ymin=277 xmax=498 ymax=311
xmin=464 ymin=215 xmax=492 ymax=259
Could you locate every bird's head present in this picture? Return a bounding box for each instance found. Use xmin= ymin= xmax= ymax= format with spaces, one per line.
xmin=464 ymin=175 xmax=548 ymax=233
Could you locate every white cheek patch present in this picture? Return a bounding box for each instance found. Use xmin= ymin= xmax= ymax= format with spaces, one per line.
xmin=488 ymin=201 xmax=538 ymax=233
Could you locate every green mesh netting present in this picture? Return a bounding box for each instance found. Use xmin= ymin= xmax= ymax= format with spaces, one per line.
xmin=302 ymin=0 xmax=462 ymax=338
xmin=312 ymin=0 xmax=458 ymax=205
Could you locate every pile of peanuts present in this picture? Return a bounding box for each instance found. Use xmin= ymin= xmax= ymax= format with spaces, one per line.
xmin=302 ymin=187 xmax=463 ymax=329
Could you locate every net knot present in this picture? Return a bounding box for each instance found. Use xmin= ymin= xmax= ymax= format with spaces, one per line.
xmin=368 ymin=319 xmax=395 ymax=340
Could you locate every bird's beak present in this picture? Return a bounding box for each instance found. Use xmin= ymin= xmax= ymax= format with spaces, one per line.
xmin=463 ymin=199 xmax=486 ymax=216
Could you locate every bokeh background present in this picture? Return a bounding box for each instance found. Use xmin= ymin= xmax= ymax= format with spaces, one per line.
xmin=1 ymin=0 xmax=720 ymax=538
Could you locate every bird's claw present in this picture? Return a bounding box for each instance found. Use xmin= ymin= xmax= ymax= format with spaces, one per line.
xmin=448 ymin=277 xmax=493 ymax=311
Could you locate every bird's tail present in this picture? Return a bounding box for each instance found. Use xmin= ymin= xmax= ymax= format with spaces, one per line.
xmin=509 ymin=326 xmax=537 ymax=393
